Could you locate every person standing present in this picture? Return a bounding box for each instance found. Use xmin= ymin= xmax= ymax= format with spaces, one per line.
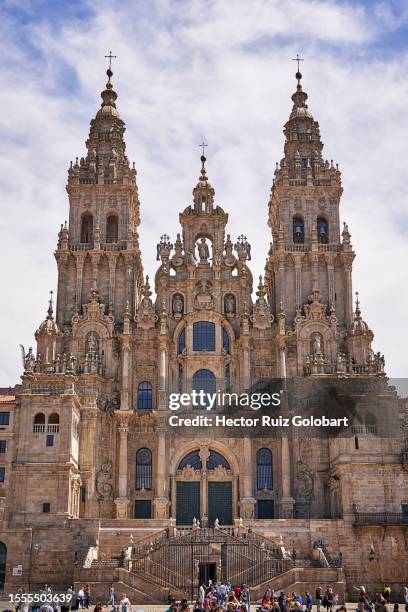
xmin=316 ymin=587 xmax=323 ymax=612
xmin=107 ymin=585 xmax=115 ymax=608
xmin=120 ymin=594 xmax=130 ymax=612
xmin=306 ymin=592 xmax=313 ymax=612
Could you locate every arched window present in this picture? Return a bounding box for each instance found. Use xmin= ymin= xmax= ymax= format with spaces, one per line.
xmin=222 ymin=327 xmax=230 ymax=354
xmin=257 ymin=448 xmax=273 ymax=490
xmin=0 ymin=542 xmax=6 ymax=590
xmin=48 ymin=413 xmax=60 ymax=433
xmin=207 ymin=450 xmax=230 ymax=470
xmin=106 ymin=214 xmax=118 ymax=243
xmin=81 ymin=213 xmax=93 ymax=243
xmin=178 ymin=328 xmax=186 ymax=354
xmin=192 ymin=369 xmax=216 ymax=409
xmin=137 ymin=382 xmax=153 ymax=411
xmin=317 ymin=217 xmax=329 ymax=244
xmin=136 ymin=448 xmax=152 ymax=490
xmin=193 ymin=321 xmax=215 ymax=351
xmin=179 ymin=450 xmax=202 ymax=470
xmin=293 ymin=216 xmax=305 ymax=244
xmin=178 ymin=449 xmax=230 ymax=471
xmin=33 ymin=413 xmax=46 ymax=433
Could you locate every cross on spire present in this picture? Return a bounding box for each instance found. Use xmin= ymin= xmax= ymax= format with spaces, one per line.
xmin=105 ymin=50 xmax=117 ymax=69
xmin=292 ymin=53 xmax=304 ymax=84
xmin=199 ymin=141 xmax=208 ymax=158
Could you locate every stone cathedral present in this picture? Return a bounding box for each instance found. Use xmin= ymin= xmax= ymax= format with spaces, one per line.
xmin=0 ymin=65 xmax=407 ymax=600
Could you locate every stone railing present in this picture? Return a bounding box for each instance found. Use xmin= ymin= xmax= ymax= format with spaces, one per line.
xmin=313 ymin=540 xmax=342 ymax=568
xmin=351 ymin=424 xmax=377 ymax=435
xmin=353 ymin=512 xmax=407 ymax=526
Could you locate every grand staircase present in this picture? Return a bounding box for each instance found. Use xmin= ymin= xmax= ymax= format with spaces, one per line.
xmin=79 ymin=526 xmax=344 ymax=603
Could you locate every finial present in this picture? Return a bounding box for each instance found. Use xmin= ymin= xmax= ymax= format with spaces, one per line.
xmin=47 ymin=290 xmax=54 ymax=320
xmin=105 ymin=50 xmax=117 ymax=70
xmin=292 ymin=53 xmax=304 ymax=85
xmin=355 ymin=291 xmax=361 ymax=317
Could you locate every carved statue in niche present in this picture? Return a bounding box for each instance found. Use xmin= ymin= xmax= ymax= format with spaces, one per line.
xmin=96 ymin=460 xmax=113 ymax=500
xmin=224 ymin=293 xmax=236 ymax=317
xmin=197 ymin=238 xmax=210 ymax=263
xmin=172 ymin=293 xmax=184 ymax=318
xmin=86 ymin=332 xmax=99 ymax=355
xmin=311 ymin=332 xmax=323 ymax=355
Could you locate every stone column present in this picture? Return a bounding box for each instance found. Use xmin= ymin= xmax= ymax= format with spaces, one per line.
xmin=153 ymin=431 xmax=169 ymax=518
xmin=158 ymin=341 xmax=168 ymax=410
xmin=120 ymin=309 xmax=132 ymax=411
xmin=170 ymin=475 xmax=176 ymax=519
xmin=240 ymin=437 xmax=256 ymax=518
xmin=115 ymin=419 xmax=130 ymax=518
xmin=343 ymin=258 xmax=354 ymax=326
xmin=232 ymin=475 xmax=239 ymax=519
xmin=107 ymin=254 xmax=117 ymax=311
xmin=294 ymin=256 xmax=302 ymax=309
xmin=326 ymin=255 xmax=335 ymax=307
xmin=75 ymin=254 xmax=85 ymax=310
xmin=278 ymin=359 xmax=294 ymax=518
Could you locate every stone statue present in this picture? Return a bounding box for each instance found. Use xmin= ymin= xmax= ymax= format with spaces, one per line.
xmin=312 ymin=333 xmax=322 ymax=354
xmin=87 ymin=333 xmax=98 ymax=354
xmin=197 ymin=237 xmax=210 ymax=262
xmin=224 ymin=293 xmax=236 ymax=315
xmin=172 ymin=293 xmax=184 ymax=315
xmin=24 ymin=347 xmax=36 ymax=373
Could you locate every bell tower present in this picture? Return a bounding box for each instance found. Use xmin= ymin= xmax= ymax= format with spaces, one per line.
xmin=55 ymin=65 xmax=143 ymax=327
xmin=265 ymin=68 xmax=354 ymax=331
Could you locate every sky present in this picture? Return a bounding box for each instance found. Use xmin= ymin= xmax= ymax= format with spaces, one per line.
xmin=0 ymin=0 xmax=407 ymax=385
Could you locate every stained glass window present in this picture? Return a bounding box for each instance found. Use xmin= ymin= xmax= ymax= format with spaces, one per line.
xmin=257 ymin=448 xmax=273 ymax=490
xmin=137 ymin=382 xmax=152 ymax=410
xmin=136 ymin=448 xmax=152 ymax=490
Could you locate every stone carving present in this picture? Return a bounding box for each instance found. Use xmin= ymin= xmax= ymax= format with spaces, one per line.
xmin=303 ymin=291 xmax=326 ymax=321
xmin=136 ymin=276 xmax=158 ymax=329
xmin=194 ymin=280 xmax=214 ymax=310
xmin=86 ymin=332 xmax=99 ymax=355
xmin=223 ymin=234 xmax=237 ymax=268
xmin=156 ymin=234 xmax=173 ymax=263
xmin=224 ymin=293 xmax=236 ymax=317
xmin=171 ymin=234 xmax=185 ymax=268
xmin=251 ymin=276 xmax=274 ymax=330
xmin=24 ymin=347 xmax=36 ymax=373
xmin=197 ymin=237 xmax=210 ymax=263
xmin=96 ymin=460 xmax=113 ymax=499
xmin=296 ymin=459 xmax=314 ymax=498
xmin=172 ymin=293 xmax=184 ymax=318
xmin=234 ymin=234 xmax=251 ymax=262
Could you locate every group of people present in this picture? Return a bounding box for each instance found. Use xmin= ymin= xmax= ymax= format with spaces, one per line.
xmin=356 ymin=585 xmax=408 ymax=612
xmin=259 ymin=586 xmax=339 ymax=612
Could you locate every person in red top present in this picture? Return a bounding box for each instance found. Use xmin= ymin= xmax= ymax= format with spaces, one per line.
xmin=234 ymin=586 xmax=241 ymax=599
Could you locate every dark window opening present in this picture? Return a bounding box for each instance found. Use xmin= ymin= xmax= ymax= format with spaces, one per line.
xmin=46 ymin=434 xmax=54 ymax=447
xmin=193 ymin=321 xmax=215 ymax=352
xmin=192 ymin=369 xmax=216 ymax=409
xmin=0 ymin=468 xmax=5 ymax=483
xmin=0 ymin=441 xmax=6 ymax=454
xmin=257 ymin=448 xmax=273 ymax=490
xmin=106 ymin=214 xmax=118 ymax=243
xmin=137 ymin=382 xmax=153 ymax=411
xmin=136 ymin=448 xmax=152 ymax=490
xmin=0 ymin=413 xmax=9 ymax=426
xmin=293 ymin=216 xmax=305 ymax=244
xmin=134 ymin=500 xmax=151 ymax=519
xmin=257 ymin=499 xmax=274 ymax=519
xmin=355 ymin=436 xmax=359 ymax=450
xmin=81 ymin=213 xmax=93 ymax=243
xmin=42 ymin=503 xmax=50 ymax=513
xmin=317 ymin=217 xmax=329 ymax=244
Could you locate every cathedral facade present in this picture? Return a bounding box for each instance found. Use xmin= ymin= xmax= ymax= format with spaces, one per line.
xmin=0 ymin=65 xmax=407 ymax=600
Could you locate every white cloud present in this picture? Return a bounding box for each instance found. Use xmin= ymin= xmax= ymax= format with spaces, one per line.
xmin=0 ymin=0 xmax=407 ymax=385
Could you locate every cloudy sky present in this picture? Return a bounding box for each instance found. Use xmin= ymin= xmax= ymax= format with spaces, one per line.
xmin=1 ymin=0 xmax=407 ymax=385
